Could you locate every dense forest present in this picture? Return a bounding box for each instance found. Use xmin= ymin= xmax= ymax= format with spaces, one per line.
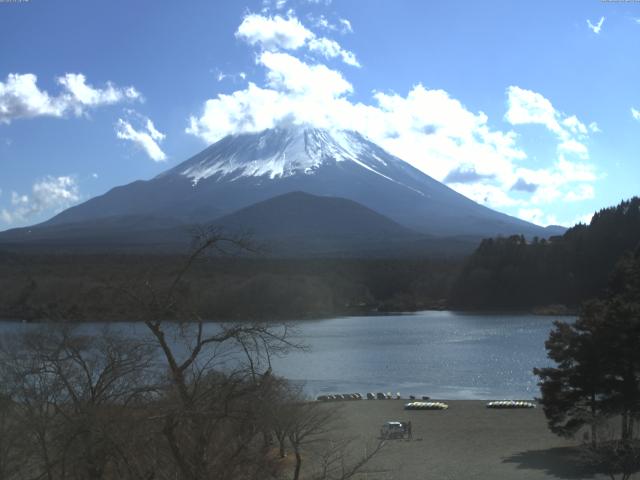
xmin=450 ymin=197 xmax=640 ymax=310
xmin=4 ymin=197 xmax=639 ymax=321
xmin=0 ymin=253 xmax=459 ymax=321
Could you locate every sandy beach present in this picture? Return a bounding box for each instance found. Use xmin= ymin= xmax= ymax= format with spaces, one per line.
xmin=319 ymin=399 xmax=604 ymax=480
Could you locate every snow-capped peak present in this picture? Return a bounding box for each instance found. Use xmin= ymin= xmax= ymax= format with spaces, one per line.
xmin=177 ymin=126 xmax=395 ymax=184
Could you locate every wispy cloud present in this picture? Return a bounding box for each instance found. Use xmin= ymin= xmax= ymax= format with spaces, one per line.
xmin=632 ymin=107 xmax=640 ymax=121
xmin=308 ymin=37 xmax=360 ymax=67
xmin=236 ymin=13 xmax=359 ymax=67
xmin=587 ymin=16 xmax=605 ymax=34
xmin=115 ymin=112 xmax=166 ymax=162
xmin=338 ymin=18 xmax=353 ymax=33
xmin=1 ymin=176 xmax=80 ymax=224
xmin=216 ymin=71 xmax=247 ymax=83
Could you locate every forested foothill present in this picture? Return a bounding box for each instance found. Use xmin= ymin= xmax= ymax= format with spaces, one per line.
xmin=2 ymin=197 xmax=639 ymax=322
xmin=0 ymin=252 xmax=458 ymax=322
xmin=451 ymin=197 xmax=640 ymax=311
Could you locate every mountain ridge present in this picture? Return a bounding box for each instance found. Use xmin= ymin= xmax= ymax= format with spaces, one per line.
xmin=0 ymin=127 xmax=565 ymax=253
xmin=40 ymin=127 xmax=555 ymax=237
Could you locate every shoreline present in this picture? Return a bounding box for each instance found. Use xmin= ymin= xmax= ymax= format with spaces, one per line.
xmin=0 ymin=306 xmax=577 ymax=323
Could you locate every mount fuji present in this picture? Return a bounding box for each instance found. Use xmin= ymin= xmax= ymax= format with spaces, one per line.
xmin=0 ymin=126 xmax=563 ymax=254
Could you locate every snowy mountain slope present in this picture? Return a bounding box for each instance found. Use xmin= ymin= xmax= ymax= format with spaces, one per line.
xmin=34 ymin=126 xmax=552 ymax=238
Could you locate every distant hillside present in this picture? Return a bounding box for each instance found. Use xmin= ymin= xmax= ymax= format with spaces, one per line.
xmin=450 ymin=197 xmax=640 ymax=310
xmin=213 ymin=191 xmax=415 ymax=238
xmin=210 ymin=191 xmax=477 ymax=257
xmin=0 ymin=192 xmax=479 ymax=257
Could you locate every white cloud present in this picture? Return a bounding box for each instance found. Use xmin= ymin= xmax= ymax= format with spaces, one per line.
xmin=513 ymin=155 xmax=597 ymax=205
xmin=236 ymin=13 xmax=358 ymax=67
xmin=558 ymin=139 xmax=589 ymax=159
xmin=312 ymin=14 xmax=334 ymax=30
xmin=1 ymin=176 xmax=79 ymax=224
xmin=564 ymin=184 xmax=594 ymax=202
xmin=115 ymin=114 xmax=167 ymax=162
xmin=505 ymin=86 xmax=562 ymax=134
xmin=0 ymin=72 xmax=140 ymax=124
xmin=452 ymin=183 xmax=523 ymax=208
xmin=338 ymin=18 xmax=353 ymax=33
xmin=186 ymin=57 xmax=526 ymax=197
xmin=505 ymin=86 xmax=591 ymax=159
xmin=517 ymin=208 xmax=566 ymax=227
xmin=57 ymin=73 xmax=140 ymax=111
xmin=236 ymin=14 xmax=313 ymax=50
xmin=632 ymin=107 xmax=640 ymax=121
xmin=518 ymin=207 xmax=545 ymax=224
xmin=562 ymin=115 xmax=588 ymax=135
xmin=0 ymin=73 xmax=64 ymax=122
xmin=260 ymin=51 xmax=352 ymax=96
xmin=587 ymin=16 xmax=605 ymax=34
xmin=186 ymin=83 xmax=282 ymax=143
xmin=588 ymin=121 xmax=601 ymax=133
xmin=260 ymin=0 xmax=288 ymax=12
xmin=188 ymin=15 xmax=599 ymax=224
xmin=310 ymin=15 xmax=352 ymax=34
xmin=308 ymin=37 xmax=360 ymax=67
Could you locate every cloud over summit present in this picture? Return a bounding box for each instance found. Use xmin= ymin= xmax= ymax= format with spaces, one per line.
xmin=188 ymin=11 xmax=599 ymax=224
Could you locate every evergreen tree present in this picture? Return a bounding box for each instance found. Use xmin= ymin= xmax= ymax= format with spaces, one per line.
xmin=535 ymin=248 xmax=640 ymax=445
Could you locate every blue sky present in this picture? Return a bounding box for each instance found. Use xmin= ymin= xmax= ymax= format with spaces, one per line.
xmin=1 ymin=0 xmax=639 ymax=230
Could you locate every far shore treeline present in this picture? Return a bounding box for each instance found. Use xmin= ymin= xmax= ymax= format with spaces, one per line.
xmin=1 ymin=196 xmax=638 ymax=322
xmin=451 ymin=197 xmax=640 ymax=311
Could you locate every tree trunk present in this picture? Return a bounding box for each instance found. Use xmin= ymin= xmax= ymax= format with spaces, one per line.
xmin=591 ymin=393 xmax=598 ymax=448
xmin=293 ymin=448 xmax=302 ymax=480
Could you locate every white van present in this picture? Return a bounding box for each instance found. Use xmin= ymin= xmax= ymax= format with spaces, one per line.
xmin=380 ymin=421 xmax=405 ymax=439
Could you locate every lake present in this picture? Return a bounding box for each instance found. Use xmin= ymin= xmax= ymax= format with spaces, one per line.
xmin=0 ymin=311 xmax=570 ymax=400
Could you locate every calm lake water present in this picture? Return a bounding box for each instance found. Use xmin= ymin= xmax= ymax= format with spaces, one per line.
xmin=0 ymin=311 xmax=571 ymax=400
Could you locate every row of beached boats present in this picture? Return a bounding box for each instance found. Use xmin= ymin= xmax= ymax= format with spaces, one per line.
xmin=404 ymin=401 xmax=449 ymax=410
xmin=317 ymin=392 xmax=431 ymax=402
xmin=316 ymin=393 xmax=363 ymax=401
xmin=486 ymin=400 xmax=536 ymax=409
xmin=404 ymin=400 xmax=536 ymax=410
xmin=316 ymin=394 xmax=536 ymax=410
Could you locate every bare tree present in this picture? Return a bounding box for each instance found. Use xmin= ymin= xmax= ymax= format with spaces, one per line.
xmin=582 ymin=439 xmax=640 ymax=480
xmin=0 ymin=391 xmax=22 ymax=480
xmin=0 ymin=227 xmax=385 ymax=480
xmin=0 ymin=325 xmax=158 ymax=480
xmin=286 ymin=400 xmax=338 ymax=480
xmin=120 ymin=228 xmax=301 ymax=480
xmin=283 ymin=396 xmax=386 ymax=480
